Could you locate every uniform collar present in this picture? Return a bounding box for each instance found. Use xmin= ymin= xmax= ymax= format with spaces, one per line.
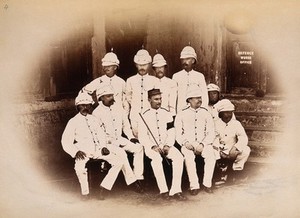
xmin=188 ymin=106 xmax=202 ymax=112
xmin=99 ymin=101 xmax=111 ymax=111
xmin=76 ymin=112 xmax=91 ymax=119
xmin=150 ymin=107 xmax=160 ymax=113
xmin=136 ymin=73 xmax=149 ymax=79
xmin=221 ymin=118 xmax=234 ymax=126
xmin=183 ymin=69 xmax=195 ymax=74
xmin=102 ymin=74 xmax=116 ymax=80
xmin=158 ymin=76 xmax=166 ymax=81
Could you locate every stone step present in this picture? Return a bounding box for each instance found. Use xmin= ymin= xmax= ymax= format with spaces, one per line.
xmin=235 ymin=112 xmax=284 ymax=130
xmin=226 ymin=96 xmax=284 ymax=113
xmin=248 ymin=140 xmax=278 ymax=158
xmin=247 ymin=156 xmax=275 ymax=164
xmin=245 ymin=129 xmax=283 ymax=143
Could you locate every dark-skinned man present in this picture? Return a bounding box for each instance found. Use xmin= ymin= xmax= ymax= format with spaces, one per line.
xmin=213 ymin=99 xmax=251 ymax=185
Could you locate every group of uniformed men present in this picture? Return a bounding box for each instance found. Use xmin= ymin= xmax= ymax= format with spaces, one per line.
xmin=61 ymin=46 xmax=251 ymax=201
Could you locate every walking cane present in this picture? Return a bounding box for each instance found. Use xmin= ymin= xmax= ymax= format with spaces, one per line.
xmin=139 ymin=113 xmax=170 ymax=166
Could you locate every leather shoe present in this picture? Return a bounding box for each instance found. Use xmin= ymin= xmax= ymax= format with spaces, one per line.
xmin=132 ymin=181 xmax=144 ymax=194
xmin=159 ymin=192 xmax=170 ymax=200
xmin=189 ymin=189 xmax=199 ymax=196
xmin=98 ymin=186 xmax=107 ymax=200
xmin=81 ymin=194 xmax=90 ymax=201
xmin=173 ymin=193 xmax=187 ymax=201
xmin=202 ymin=185 xmax=213 ymax=194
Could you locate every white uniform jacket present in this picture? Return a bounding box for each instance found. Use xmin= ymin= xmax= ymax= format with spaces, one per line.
xmin=83 ymin=75 xmax=128 ymax=111
xmin=138 ymin=107 xmax=175 ymax=149
xmin=92 ymin=102 xmax=134 ymax=144
xmin=126 ymin=74 xmax=160 ymax=121
xmin=172 ymin=69 xmax=208 ymax=113
xmin=207 ymin=104 xmax=219 ymax=121
xmin=158 ymin=76 xmax=177 ymax=116
xmin=61 ymin=113 xmax=106 ymax=158
xmin=175 ymin=106 xmax=215 ymax=147
xmin=213 ymin=118 xmax=248 ymax=154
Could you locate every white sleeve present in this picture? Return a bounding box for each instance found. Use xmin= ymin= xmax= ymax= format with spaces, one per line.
xmin=122 ymin=110 xmax=134 ymax=139
xmin=174 ymin=112 xmax=187 ymax=146
xmin=61 ymin=120 xmax=79 ymax=158
xmin=125 ymin=78 xmax=133 ymax=105
xmin=201 ymin=112 xmax=215 ymax=146
xmin=234 ymin=122 xmax=248 ymax=152
xmin=83 ymin=78 xmax=102 ymax=94
xmin=200 ymin=75 xmax=208 ymax=108
xmin=169 ymin=80 xmax=178 ymax=116
xmin=162 ymin=111 xmax=174 ymax=147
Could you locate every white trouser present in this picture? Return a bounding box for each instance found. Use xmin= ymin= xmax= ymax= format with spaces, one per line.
xmin=145 ymin=146 xmax=184 ymax=195
xmin=116 ymin=137 xmax=144 ymax=180
xmin=181 ymin=145 xmax=216 ymax=189
xmin=232 ymin=146 xmax=251 ymax=171
xmin=74 ymin=152 xmax=123 ymax=195
xmin=106 ymin=144 xmax=137 ymax=185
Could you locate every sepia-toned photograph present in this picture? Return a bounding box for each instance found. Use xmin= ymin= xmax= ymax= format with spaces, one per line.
xmin=0 ymin=0 xmax=299 ymax=217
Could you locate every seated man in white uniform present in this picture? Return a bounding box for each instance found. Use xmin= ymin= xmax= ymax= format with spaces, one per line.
xmin=61 ymin=91 xmax=141 ymax=200
xmin=92 ymin=85 xmax=144 ymax=189
xmin=138 ymin=89 xmax=186 ymax=201
xmin=175 ymin=85 xmax=216 ymax=195
xmin=213 ymin=99 xmax=251 ymax=185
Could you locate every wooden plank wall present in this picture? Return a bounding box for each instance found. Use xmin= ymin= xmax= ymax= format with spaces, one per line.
xmin=146 ymin=11 xmax=224 ymax=86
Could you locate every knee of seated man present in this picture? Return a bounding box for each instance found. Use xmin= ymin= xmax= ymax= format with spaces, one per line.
xmin=181 ymin=146 xmax=194 ymax=156
xmin=171 ymin=148 xmax=184 ymax=161
xmin=151 ymin=153 xmax=163 ymax=164
xmin=135 ymin=143 xmax=144 ymax=153
xmin=244 ymin=146 xmax=251 ymax=156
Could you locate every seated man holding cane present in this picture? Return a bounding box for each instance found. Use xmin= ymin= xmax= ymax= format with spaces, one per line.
xmin=138 ymin=89 xmax=187 ymax=201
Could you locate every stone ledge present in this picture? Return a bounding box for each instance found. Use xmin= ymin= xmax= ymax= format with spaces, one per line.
xmin=15 ymin=99 xmax=75 ymax=115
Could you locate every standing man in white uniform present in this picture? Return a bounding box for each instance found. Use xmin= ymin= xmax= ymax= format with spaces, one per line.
xmin=175 ymin=85 xmax=216 ymax=195
xmin=172 ymin=46 xmax=208 ymax=113
xmin=61 ymin=92 xmax=139 ymax=200
xmin=213 ymin=99 xmax=251 ymax=184
xmin=139 ymin=89 xmax=186 ymax=201
xmin=207 ymin=83 xmax=222 ymax=121
xmin=126 ymin=49 xmax=160 ymax=137
xmin=82 ymin=51 xmax=128 ymax=112
xmin=152 ymin=53 xmax=177 ymax=117
xmin=92 ymin=85 xmax=144 ymax=186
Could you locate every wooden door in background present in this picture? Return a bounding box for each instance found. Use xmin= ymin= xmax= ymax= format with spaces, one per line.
xmin=226 ymin=41 xmax=260 ymax=94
